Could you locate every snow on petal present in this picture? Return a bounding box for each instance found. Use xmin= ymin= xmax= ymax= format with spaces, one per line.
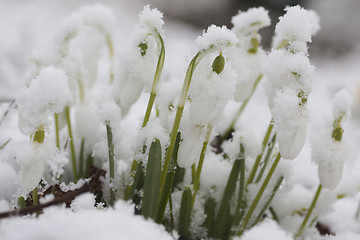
xmin=231 ymin=7 xmax=271 ymax=37
xmin=139 ymin=5 xmax=164 ymax=34
xmin=195 ymin=25 xmax=237 ymax=52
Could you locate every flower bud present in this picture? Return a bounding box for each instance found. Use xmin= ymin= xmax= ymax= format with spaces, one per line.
xmin=212 ymin=52 xmax=225 ymax=74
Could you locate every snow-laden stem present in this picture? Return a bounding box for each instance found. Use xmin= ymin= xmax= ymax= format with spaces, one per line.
xmin=192 ymin=125 xmax=212 ymax=205
xmin=296 ymin=184 xmax=322 ymax=238
xmin=54 ymin=113 xmax=60 ymax=149
xmin=65 ymin=106 xmax=78 ymax=182
xmin=106 ymin=122 xmax=115 ymax=206
xmin=222 ymin=74 xmax=263 ymax=140
xmin=238 ymin=152 xmax=281 ymax=236
xmin=142 ymin=32 xmax=165 ymax=128
xmin=159 ymin=50 xmax=205 ymax=190
xmin=246 ymin=119 xmax=274 ymax=188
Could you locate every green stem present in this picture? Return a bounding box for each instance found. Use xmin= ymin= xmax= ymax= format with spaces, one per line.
xmin=65 ymin=106 xmax=78 ymax=182
xmin=192 ymin=125 xmax=212 ymax=205
xmin=238 ymin=152 xmax=281 ymax=236
xmin=124 ymin=160 xmax=138 ymax=201
xmin=296 ymin=184 xmax=322 ymax=238
xmin=106 ymin=122 xmax=115 ymax=206
xmin=159 ymin=50 xmax=203 ymax=191
xmin=105 ymin=35 xmax=115 ymax=84
xmin=142 ymin=32 xmax=165 ymax=128
xmin=246 ymin=119 xmax=274 ymax=188
xmin=32 ymin=187 xmax=38 ymax=206
xmin=222 ymin=74 xmax=263 ymax=140
xmin=54 ymin=113 xmax=60 ymax=149
xmin=79 ymin=138 xmax=85 ymax=179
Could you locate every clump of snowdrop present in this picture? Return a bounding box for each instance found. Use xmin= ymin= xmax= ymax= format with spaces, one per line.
xmin=6 ymin=4 xmax=359 ymax=240
xmin=312 ymin=89 xmax=352 ymax=189
xmin=114 ymin=5 xmax=165 ymax=115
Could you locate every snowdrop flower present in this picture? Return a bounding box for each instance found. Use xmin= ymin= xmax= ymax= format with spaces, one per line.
xmin=272 ymin=5 xmax=320 ymax=54
xmin=264 ymin=50 xmax=314 ymax=159
xmin=114 ymin=5 xmax=165 ymax=115
xmin=18 ymin=66 xmax=72 ymax=135
xmin=188 ymin=52 xmax=236 ymax=126
xmin=163 ymin=25 xmax=237 ymax=178
xmin=230 ymin=7 xmax=270 ymax=101
xmin=231 ymin=7 xmax=271 ymax=52
xmin=186 ymin=25 xmax=237 ymax=126
xmin=312 ymin=89 xmax=352 ymax=190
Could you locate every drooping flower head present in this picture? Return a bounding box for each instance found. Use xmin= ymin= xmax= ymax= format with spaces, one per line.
xmin=114 ymin=5 xmax=165 ymax=115
xmin=18 ymin=66 xmax=72 ymax=135
xmin=312 ymin=89 xmax=352 ymax=189
xmin=272 ymin=5 xmax=320 ymax=54
xmin=231 ymin=7 xmax=271 ymax=52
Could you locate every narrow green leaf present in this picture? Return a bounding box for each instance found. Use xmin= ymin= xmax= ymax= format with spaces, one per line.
xmin=203 ymin=197 xmax=217 ymax=238
xmin=157 ymin=132 xmax=181 ymax=223
xmin=213 ymin=159 xmax=241 ymax=239
xmin=255 ymin=134 xmax=277 ymax=183
xmin=178 ymin=188 xmax=193 ymax=238
xmin=142 ymin=139 xmax=162 ymax=219
xmin=251 ymin=176 xmax=284 ymax=227
xmin=79 ymin=138 xmax=85 ymax=179
xmin=233 ymin=144 xmax=246 ymax=227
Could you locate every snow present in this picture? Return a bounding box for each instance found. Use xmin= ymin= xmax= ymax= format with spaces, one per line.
xmin=231 ymin=7 xmax=270 ymax=36
xmin=138 ymin=5 xmax=164 ymax=34
xmin=0 ymin=200 xmax=173 ymax=240
xmin=195 ymin=25 xmax=237 ymax=51
xmin=236 ymin=219 xmax=292 ymax=240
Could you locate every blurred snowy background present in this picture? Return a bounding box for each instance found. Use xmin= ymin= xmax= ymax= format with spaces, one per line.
xmin=1 ymin=0 xmax=359 ymax=100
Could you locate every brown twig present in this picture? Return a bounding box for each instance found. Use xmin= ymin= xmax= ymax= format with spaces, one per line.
xmin=0 ymin=168 xmax=105 ymax=219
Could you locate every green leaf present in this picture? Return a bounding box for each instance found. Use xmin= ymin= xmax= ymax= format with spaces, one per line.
xmin=156 ymin=171 xmax=175 ymax=224
xmin=142 ymin=139 xmax=162 ymax=219
xmin=178 ymin=188 xmax=193 ymax=238
xmin=213 ymin=159 xmax=241 ymax=239
xmin=203 ymin=197 xmax=217 ymax=237
xmin=157 ymin=132 xmax=182 ymax=223
xmin=251 ymin=176 xmax=284 ymax=227
xmin=255 ymin=134 xmax=277 ymax=183
xmin=233 ymin=144 xmax=246 ymax=227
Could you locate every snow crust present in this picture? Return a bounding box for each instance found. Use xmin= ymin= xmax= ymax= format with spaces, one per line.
xmin=0 ymin=200 xmax=173 ymax=240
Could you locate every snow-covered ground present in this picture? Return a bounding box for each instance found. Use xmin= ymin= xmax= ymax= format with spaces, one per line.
xmin=0 ymin=1 xmax=360 ymax=239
